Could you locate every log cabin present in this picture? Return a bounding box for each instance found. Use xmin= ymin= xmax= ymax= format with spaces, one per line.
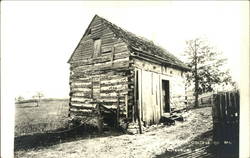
xmin=68 ymin=15 xmax=190 ymax=128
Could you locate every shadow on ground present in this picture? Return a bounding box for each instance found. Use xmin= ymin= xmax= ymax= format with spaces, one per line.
xmin=156 ymin=130 xmax=215 ymax=158
xmin=14 ymin=125 xmax=124 ymax=151
xmin=156 ymin=130 xmax=238 ymax=158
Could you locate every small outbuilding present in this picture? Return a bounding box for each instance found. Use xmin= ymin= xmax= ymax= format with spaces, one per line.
xmin=68 ymin=15 xmax=190 ymax=127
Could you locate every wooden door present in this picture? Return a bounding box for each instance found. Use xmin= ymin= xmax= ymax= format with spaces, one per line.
xmin=162 ymin=80 xmax=170 ymax=113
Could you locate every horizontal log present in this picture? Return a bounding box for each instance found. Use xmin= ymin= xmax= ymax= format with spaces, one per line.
xmin=100 ymin=93 xmax=127 ymax=98
xmin=71 ymin=100 xmax=126 ymax=111
xmin=71 ymin=97 xmax=92 ymax=103
xmin=100 ymin=81 xmax=132 ymax=87
xmin=70 ymin=100 xmax=121 ymax=107
xmin=71 ymin=82 xmax=92 ymax=86
xmin=70 ymin=106 xmax=126 ymax=116
xmin=73 ymin=57 xmax=129 ymax=71
xmin=71 ymin=87 xmax=91 ymax=92
xmin=70 ymin=108 xmax=93 ymax=113
xmin=70 ymin=84 xmax=92 ymax=89
xmin=70 ymin=104 xmax=95 ymax=110
xmin=71 ymin=92 xmax=92 ymax=98
xmin=73 ymin=61 xmax=130 ymax=73
xmin=100 ymin=84 xmax=128 ymax=91
xmin=70 ymin=69 xmax=130 ymax=78
xmin=100 ymin=88 xmax=131 ymax=94
xmin=70 ymin=53 xmax=129 ymax=65
xmin=70 ymin=73 xmax=128 ymax=82
xmin=70 ymin=52 xmax=130 ymax=67
xmin=101 ymin=77 xmax=128 ymax=84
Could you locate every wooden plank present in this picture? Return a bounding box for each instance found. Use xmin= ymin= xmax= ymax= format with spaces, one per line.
xmin=101 ymin=32 xmax=114 ymax=38
xmin=80 ymin=38 xmax=93 ymax=44
xmin=101 ymin=38 xmax=114 ymax=45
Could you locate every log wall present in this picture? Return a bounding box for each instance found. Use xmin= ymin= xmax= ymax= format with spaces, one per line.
xmin=69 ymin=16 xmax=133 ymax=119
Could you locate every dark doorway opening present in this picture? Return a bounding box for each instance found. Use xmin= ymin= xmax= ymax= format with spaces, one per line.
xmin=162 ymin=80 xmax=170 ymax=113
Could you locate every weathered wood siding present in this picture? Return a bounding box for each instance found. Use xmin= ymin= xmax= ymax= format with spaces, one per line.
xmin=69 ymin=16 xmax=133 ymax=119
xmin=132 ymin=58 xmax=186 ymax=124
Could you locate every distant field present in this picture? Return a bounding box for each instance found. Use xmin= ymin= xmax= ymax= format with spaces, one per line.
xmin=15 ymin=99 xmax=69 ymax=137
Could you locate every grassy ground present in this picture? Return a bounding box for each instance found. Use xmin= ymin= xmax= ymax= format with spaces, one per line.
xmin=15 ymin=99 xmax=69 ymax=136
xmin=15 ymin=106 xmax=213 ymax=158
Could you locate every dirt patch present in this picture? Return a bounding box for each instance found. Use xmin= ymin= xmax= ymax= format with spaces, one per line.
xmin=15 ymin=107 xmax=212 ymax=158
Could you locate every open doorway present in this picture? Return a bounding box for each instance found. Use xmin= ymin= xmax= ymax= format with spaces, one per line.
xmin=162 ymin=80 xmax=170 ymax=113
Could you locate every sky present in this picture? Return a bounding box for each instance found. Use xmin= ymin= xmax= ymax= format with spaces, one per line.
xmin=2 ymin=1 xmax=249 ymax=98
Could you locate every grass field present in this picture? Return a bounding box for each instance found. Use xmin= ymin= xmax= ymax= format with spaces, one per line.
xmin=15 ymin=106 xmax=214 ymax=158
xmin=15 ymin=99 xmax=69 ymax=137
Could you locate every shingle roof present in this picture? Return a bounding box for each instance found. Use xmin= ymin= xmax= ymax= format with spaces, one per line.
xmin=97 ymin=15 xmax=190 ymax=71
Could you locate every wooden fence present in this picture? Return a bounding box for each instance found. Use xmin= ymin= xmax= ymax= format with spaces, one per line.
xmin=212 ymin=91 xmax=239 ymax=157
xmin=186 ymin=92 xmax=214 ymax=107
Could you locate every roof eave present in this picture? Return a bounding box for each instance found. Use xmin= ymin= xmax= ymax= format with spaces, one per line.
xmin=130 ymin=47 xmax=190 ymax=72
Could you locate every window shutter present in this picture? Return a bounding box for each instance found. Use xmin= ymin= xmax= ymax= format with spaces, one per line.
xmin=93 ymin=39 xmax=101 ymax=57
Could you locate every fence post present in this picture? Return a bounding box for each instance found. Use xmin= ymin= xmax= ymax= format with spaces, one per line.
xmin=212 ymin=91 xmax=240 ymax=157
